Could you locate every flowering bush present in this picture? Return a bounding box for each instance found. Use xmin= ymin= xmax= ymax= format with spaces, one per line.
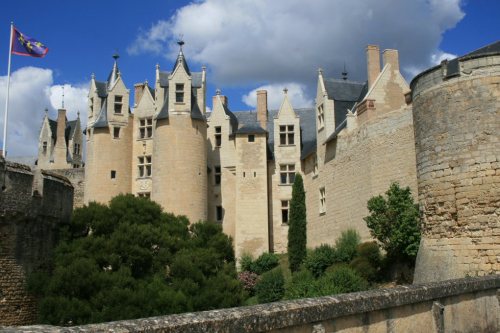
xmin=238 ymin=271 xmax=260 ymax=295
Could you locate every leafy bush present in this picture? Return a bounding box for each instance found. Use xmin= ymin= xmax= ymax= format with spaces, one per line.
xmin=253 ymin=252 xmax=280 ymax=275
xmin=356 ymin=241 xmax=382 ymax=267
xmin=350 ymin=258 xmax=378 ymax=282
xmin=304 ymin=244 xmax=337 ymax=278
xmin=255 ymin=268 xmax=285 ymax=303
xmin=317 ymin=265 xmax=368 ymax=295
xmin=29 ymin=194 xmax=246 ymax=325
xmin=240 ymin=253 xmax=255 ymax=272
xmin=238 ymin=271 xmax=260 ymax=295
xmin=335 ymin=229 xmax=361 ymax=263
xmin=364 ymin=182 xmax=420 ymax=262
xmin=284 ymin=269 xmax=318 ymax=300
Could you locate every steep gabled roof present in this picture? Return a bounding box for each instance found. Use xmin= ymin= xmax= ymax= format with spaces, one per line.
xmin=324 ymin=78 xmax=368 ymax=129
xmin=93 ymin=99 xmax=109 ymax=128
xmin=95 ymin=81 xmax=108 ymax=98
xmin=48 ymin=119 xmax=57 ymax=141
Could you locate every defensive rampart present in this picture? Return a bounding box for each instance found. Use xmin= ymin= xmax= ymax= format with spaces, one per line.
xmin=0 ymin=158 xmax=73 ymax=326
xmin=2 ymin=275 xmax=499 ymax=333
xmin=411 ymin=48 xmax=500 ymax=282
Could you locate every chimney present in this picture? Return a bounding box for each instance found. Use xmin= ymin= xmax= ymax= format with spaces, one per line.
xmin=56 ymin=109 xmax=67 ymax=147
xmin=383 ymin=49 xmax=400 ymax=71
xmin=212 ymin=90 xmax=228 ymax=109
xmin=257 ymin=90 xmax=268 ymax=130
xmin=134 ymin=83 xmax=145 ymax=107
xmin=366 ymin=45 xmax=381 ymax=89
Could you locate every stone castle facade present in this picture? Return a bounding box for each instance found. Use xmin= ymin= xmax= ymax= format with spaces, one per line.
xmin=80 ymin=43 xmax=417 ymax=259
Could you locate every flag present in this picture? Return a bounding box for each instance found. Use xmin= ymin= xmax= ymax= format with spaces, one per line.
xmin=11 ymin=27 xmax=48 ymax=57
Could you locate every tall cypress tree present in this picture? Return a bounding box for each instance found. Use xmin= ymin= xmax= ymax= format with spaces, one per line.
xmin=288 ymin=173 xmax=307 ymax=272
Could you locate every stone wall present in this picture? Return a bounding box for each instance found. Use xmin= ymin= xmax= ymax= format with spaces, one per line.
xmin=49 ymin=168 xmax=85 ymax=208
xmin=412 ymin=52 xmax=500 ymax=282
xmin=4 ymin=275 xmax=499 ymax=332
xmin=0 ymin=159 xmax=73 ymax=326
xmin=305 ymin=105 xmax=418 ymax=247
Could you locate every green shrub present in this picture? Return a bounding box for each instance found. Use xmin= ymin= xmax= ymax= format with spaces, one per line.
xmin=335 ymin=229 xmax=361 ymax=263
xmin=356 ymin=241 xmax=382 ymax=267
xmin=253 ymin=252 xmax=280 ymax=275
xmin=317 ymin=265 xmax=368 ymax=295
xmin=304 ymin=244 xmax=337 ymax=278
xmin=350 ymin=257 xmax=378 ymax=282
xmin=255 ymin=268 xmax=285 ymax=303
xmin=288 ymin=174 xmax=307 ymax=272
xmin=284 ymin=269 xmax=318 ymax=300
xmin=239 ymin=254 xmax=254 ymax=272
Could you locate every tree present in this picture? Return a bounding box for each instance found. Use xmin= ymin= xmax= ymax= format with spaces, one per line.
xmin=28 ymin=194 xmax=245 ymax=325
xmin=364 ymin=182 xmax=421 ymax=263
xmin=288 ymin=173 xmax=307 ymax=272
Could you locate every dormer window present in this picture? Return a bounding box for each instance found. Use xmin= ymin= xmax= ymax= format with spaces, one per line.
xmin=73 ymin=143 xmax=80 ymax=155
xmin=214 ymin=126 xmax=222 ymax=147
xmin=89 ymin=97 xmax=94 ymax=116
xmin=42 ymin=141 xmax=47 ymax=154
xmin=114 ymin=95 xmax=123 ymax=114
xmin=175 ymin=84 xmax=184 ymax=103
xmin=279 ymin=125 xmax=294 ymax=145
xmin=139 ymin=117 xmax=153 ymax=139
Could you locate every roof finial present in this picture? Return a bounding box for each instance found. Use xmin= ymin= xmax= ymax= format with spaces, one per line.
xmin=216 ymin=88 xmax=221 ymax=95
xmin=77 ymin=111 xmax=80 ymax=118
xmin=44 ymin=107 xmax=48 ymax=114
xmin=318 ymin=67 xmax=323 ymax=76
xmin=112 ymin=52 xmax=120 ymax=62
xmin=177 ymin=34 xmax=185 ymax=50
xmin=342 ymin=62 xmax=348 ymax=81
xmin=283 ymin=87 xmax=288 ymax=95
xmin=62 ymin=85 xmax=65 ymax=109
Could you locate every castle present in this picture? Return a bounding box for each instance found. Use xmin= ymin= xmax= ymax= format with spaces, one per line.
xmin=79 ymin=43 xmax=417 ymax=259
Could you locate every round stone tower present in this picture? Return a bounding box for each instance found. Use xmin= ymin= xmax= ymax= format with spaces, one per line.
xmin=411 ymin=42 xmax=500 ymax=282
xmin=151 ymin=43 xmax=208 ymax=223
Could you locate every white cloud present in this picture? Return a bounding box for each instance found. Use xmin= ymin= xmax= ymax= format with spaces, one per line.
xmin=128 ymin=0 xmax=465 ymax=88
xmin=404 ymin=50 xmax=459 ymax=78
xmin=242 ymin=83 xmax=313 ymax=110
xmin=0 ymin=67 xmax=88 ymax=157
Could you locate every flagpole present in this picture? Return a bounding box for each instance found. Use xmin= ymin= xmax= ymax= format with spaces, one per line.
xmin=2 ymin=22 xmax=13 ymax=158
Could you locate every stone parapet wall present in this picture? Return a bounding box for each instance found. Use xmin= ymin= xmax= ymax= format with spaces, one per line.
xmin=412 ymin=53 xmax=500 ymax=282
xmin=4 ymin=275 xmax=499 ymax=333
xmin=49 ymin=168 xmax=85 ymax=208
xmin=0 ymin=159 xmax=74 ymax=326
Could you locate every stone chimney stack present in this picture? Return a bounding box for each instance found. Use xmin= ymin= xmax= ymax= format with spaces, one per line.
xmin=56 ymin=109 xmax=67 ymax=148
xmin=366 ymin=45 xmax=381 ymax=89
xmin=134 ymin=83 xmax=145 ymax=107
xmin=383 ymin=49 xmax=400 ymax=71
xmin=257 ymin=90 xmax=268 ymax=130
xmin=212 ymin=91 xmax=228 ymax=109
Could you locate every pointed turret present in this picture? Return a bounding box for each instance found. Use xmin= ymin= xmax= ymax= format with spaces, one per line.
xmin=107 ymin=53 xmax=120 ymax=89
xmin=172 ymin=40 xmax=191 ymax=75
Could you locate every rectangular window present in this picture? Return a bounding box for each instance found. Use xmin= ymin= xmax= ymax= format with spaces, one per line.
xmin=280 ymin=164 xmax=296 ymax=185
xmin=279 ymin=125 xmax=295 ymax=145
xmin=214 ymin=166 xmax=221 ymax=185
xmin=248 ymin=134 xmax=255 ymax=142
xmin=319 ymin=187 xmax=326 ymax=214
xmin=138 ymin=155 xmax=152 ymax=178
xmin=111 ymin=170 xmax=116 ymax=179
xmin=313 ymin=155 xmax=318 ymax=177
xmin=318 ymin=104 xmax=324 ymax=129
xmin=138 ymin=192 xmax=151 ymax=199
xmin=73 ymin=164 xmax=79 ymax=168
xmin=175 ymin=83 xmax=184 ymax=103
xmin=114 ymin=95 xmax=123 ymax=114
xmin=281 ymin=200 xmax=289 ymax=224
xmin=216 ymin=205 xmax=223 ymax=222
xmin=214 ymin=126 xmax=222 ymax=147
xmin=113 ymin=127 xmax=120 ymax=139
xmin=73 ymin=143 xmax=80 ymax=155
xmin=139 ymin=117 xmax=153 ymax=139
xmin=42 ymin=141 xmax=47 ymax=154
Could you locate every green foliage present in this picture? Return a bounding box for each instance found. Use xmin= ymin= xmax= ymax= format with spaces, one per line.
xmin=288 ymin=173 xmax=307 ymax=272
xmin=304 ymin=244 xmax=337 ymax=278
xmin=334 ymin=229 xmax=361 ymax=263
xmin=29 ymin=194 xmax=245 ymax=325
xmin=284 ymin=269 xmax=318 ymax=300
xmin=350 ymin=242 xmax=383 ymax=282
xmin=255 ymin=268 xmax=285 ymax=303
xmin=364 ymin=182 xmax=421 ymax=262
xmin=317 ymin=265 xmax=369 ymax=295
xmin=238 ymin=252 xmax=279 ymax=275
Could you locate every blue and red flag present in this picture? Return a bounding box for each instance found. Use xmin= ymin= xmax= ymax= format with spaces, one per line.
xmin=11 ymin=27 xmax=48 ymax=57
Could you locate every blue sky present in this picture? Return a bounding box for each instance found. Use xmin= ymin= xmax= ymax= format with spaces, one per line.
xmin=0 ymin=0 xmax=498 ymax=157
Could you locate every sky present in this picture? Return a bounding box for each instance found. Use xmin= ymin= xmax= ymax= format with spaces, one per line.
xmin=0 ymin=0 xmax=498 ymax=157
